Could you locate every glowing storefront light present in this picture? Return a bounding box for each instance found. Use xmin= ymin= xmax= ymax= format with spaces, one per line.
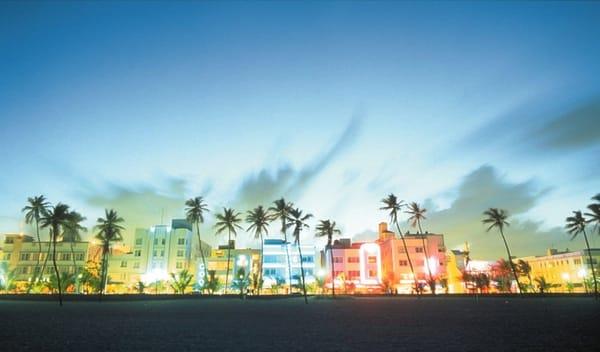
xmin=359 ymin=243 xmax=382 ymax=285
xmin=428 ymin=257 xmax=438 ymax=276
xmin=141 ymin=269 xmax=169 ymax=285
xmin=577 ymin=268 xmax=587 ymax=278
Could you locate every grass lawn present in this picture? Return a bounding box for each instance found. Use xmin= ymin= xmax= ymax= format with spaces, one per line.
xmin=0 ymin=296 xmax=598 ymax=351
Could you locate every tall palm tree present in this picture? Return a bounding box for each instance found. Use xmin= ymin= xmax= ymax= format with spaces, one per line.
xmin=185 ymin=196 xmax=210 ymax=291
xmin=22 ymin=195 xmax=50 ymax=289
xmin=63 ymin=211 xmax=87 ymax=272
xmin=405 ymin=202 xmax=435 ymax=294
xmin=214 ymin=207 xmax=243 ymax=294
xmin=269 ymin=198 xmax=294 ymax=294
xmin=482 ymin=208 xmax=522 ymax=295
xmin=286 ymin=207 xmax=313 ymax=304
xmin=315 ymin=219 xmax=341 ymax=296
xmin=21 ymin=195 xmax=50 ymax=292
xmin=246 ymin=205 xmax=271 ymax=295
xmin=380 ymin=194 xmax=419 ymax=294
xmin=566 ymin=210 xmax=598 ymax=299
xmin=95 ymin=209 xmax=125 ymax=297
xmin=40 ymin=203 xmax=71 ymax=306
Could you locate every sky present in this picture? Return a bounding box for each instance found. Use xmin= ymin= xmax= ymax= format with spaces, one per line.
xmin=1 ymin=1 xmax=599 ymax=259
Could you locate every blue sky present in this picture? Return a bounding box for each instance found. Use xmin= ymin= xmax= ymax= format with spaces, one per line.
xmin=1 ymin=1 xmax=599 ymax=258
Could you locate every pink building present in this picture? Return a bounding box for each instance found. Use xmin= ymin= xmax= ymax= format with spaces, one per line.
xmin=377 ymin=223 xmax=447 ymax=293
xmin=324 ymin=239 xmax=383 ymax=293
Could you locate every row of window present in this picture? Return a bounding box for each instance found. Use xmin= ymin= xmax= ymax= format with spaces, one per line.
xmin=15 ymin=252 xmax=86 ymax=261
xmin=134 ymin=237 xmax=188 ymax=246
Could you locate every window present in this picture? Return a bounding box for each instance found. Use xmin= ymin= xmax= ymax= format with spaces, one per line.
xmin=416 ymin=260 xmax=425 ymax=266
xmin=161 ymin=239 xmax=166 ymax=245
xmin=177 ymin=250 xmax=184 ymax=257
xmin=574 ymin=259 xmax=582 ymax=265
xmin=60 ymin=253 xmax=70 ymax=261
xmin=120 ymin=261 xmax=127 ymax=268
xmin=301 ymin=256 xmax=313 ymax=263
xmin=348 ymin=257 xmax=359 ymax=263
xmin=4 ymin=253 xmax=11 ymax=260
xmin=133 ymin=262 xmax=140 ymax=269
xmin=75 ymin=253 xmax=85 ymax=261
xmin=368 ymin=270 xmax=377 ymax=277
xmin=348 ymin=270 xmax=360 ymax=278
xmin=333 ymin=257 xmax=344 ymax=263
xmin=154 ymin=238 xmax=158 ymax=245
xmin=397 ymin=246 xmax=406 ymax=253
xmin=160 ymin=250 xmax=165 ymax=257
xmin=399 ymin=260 xmax=408 ymax=266
xmin=153 ymin=250 xmax=157 ymax=257
xmin=176 ymin=262 xmax=183 ymax=269
xmin=135 ymin=238 xmax=143 ymax=245
xmin=134 ymin=250 xmax=141 ymax=257
xmin=333 ymin=271 xmax=343 ymax=277
xmin=20 ymin=253 xmax=31 ymax=261
xmin=368 ymin=256 xmax=377 ymax=264
xmin=178 ymin=238 xmax=185 ymax=245
xmin=415 ymin=247 xmax=424 ymax=253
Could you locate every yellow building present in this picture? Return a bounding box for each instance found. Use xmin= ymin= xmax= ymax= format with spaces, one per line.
xmin=1 ymin=233 xmax=100 ymax=291
xmin=206 ymin=242 xmax=260 ymax=293
xmin=518 ymin=248 xmax=600 ymax=293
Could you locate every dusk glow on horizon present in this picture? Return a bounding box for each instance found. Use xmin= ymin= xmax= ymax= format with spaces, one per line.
xmin=1 ymin=1 xmax=599 ymax=260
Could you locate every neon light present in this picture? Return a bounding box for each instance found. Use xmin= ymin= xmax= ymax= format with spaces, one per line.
xmin=359 ymin=243 xmax=382 ymax=285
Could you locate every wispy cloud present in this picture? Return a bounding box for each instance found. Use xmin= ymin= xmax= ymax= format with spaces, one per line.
xmin=232 ymin=114 xmax=362 ymax=210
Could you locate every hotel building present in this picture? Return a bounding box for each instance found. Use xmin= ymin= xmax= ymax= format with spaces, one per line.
xmin=323 ymin=238 xmax=383 ymax=293
xmin=518 ymin=248 xmax=600 ymax=292
xmin=377 ymin=223 xmax=447 ymax=293
xmin=261 ymin=239 xmax=317 ymax=290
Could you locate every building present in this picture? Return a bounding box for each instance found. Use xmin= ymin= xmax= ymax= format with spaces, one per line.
xmin=518 ymin=248 xmax=600 ymax=292
xmin=323 ymin=238 xmax=383 ymax=293
xmin=107 ymin=219 xmax=211 ymax=292
xmin=261 ymin=239 xmax=317 ymax=291
xmin=446 ymin=244 xmax=494 ymax=293
xmin=377 ymin=223 xmax=447 ymax=293
xmin=205 ymin=241 xmax=260 ymax=293
xmin=1 ymin=233 xmax=99 ymax=291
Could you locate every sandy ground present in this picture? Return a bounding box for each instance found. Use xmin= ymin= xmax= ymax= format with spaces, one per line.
xmin=0 ymin=296 xmax=598 ymax=351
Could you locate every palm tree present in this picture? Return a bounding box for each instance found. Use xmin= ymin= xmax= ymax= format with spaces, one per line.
xmin=246 ymin=205 xmax=271 ymax=295
xmin=185 ymin=196 xmax=210 ymax=291
xmin=315 ymin=219 xmax=341 ymax=296
xmin=482 ymin=208 xmax=522 ymax=295
xmin=516 ymin=259 xmax=534 ymax=293
xmin=405 ymin=202 xmax=435 ymax=294
xmin=95 ymin=209 xmax=125 ymax=297
xmin=286 ymin=207 xmax=313 ymax=304
xmin=40 ymin=203 xmax=71 ymax=306
xmin=63 ymin=211 xmax=87 ymax=273
xmin=269 ymin=198 xmax=294 ymax=294
xmin=214 ymin=207 xmax=243 ymax=294
xmin=170 ymin=269 xmax=194 ymax=294
xmin=585 ymin=194 xmax=600 ymax=235
xmin=534 ymin=276 xmax=551 ymax=294
xmin=380 ymin=194 xmax=419 ymax=294
xmin=566 ymin=210 xmax=598 ymax=299
xmin=22 ymin=195 xmax=50 ymax=287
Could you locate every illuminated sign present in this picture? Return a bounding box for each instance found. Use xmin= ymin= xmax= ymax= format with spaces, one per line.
xmin=359 ymin=243 xmax=382 ymax=285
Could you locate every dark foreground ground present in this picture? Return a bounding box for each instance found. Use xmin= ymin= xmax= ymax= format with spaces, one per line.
xmin=1 ymin=296 xmax=598 ymax=351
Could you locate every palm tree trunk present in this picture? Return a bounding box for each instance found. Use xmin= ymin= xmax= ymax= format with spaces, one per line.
xmin=196 ymin=222 xmax=209 ymax=294
xmin=417 ymin=222 xmax=435 ymax=293
xmin=29 ymin=219 xmax=43 ymax=292
xmin=395 ymin=221 xmax=419 ymax=295
xmin=581 ymin=229 xmax=598 ymax=300
xmin=259 ymin=234 xmax=264 ymax=296
xmin=40 ymin=238 xmax=53 ymax=283
xmin=282 ymin=223 xmax=293 ymax=294
xmin=225 ymin=230 xmax=231 ymax=294
xmin=329 ymin=241 xmax=335 ymax=297
xmin=70 ymin=241 xmax=77 ymax=274
xmin=298 ymin=242 xmax=308 ymax=304
xmin=499 ymin=228 xmax=522 ymax=295
xmin=51 ymin=227 xmax=63 ymax=306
